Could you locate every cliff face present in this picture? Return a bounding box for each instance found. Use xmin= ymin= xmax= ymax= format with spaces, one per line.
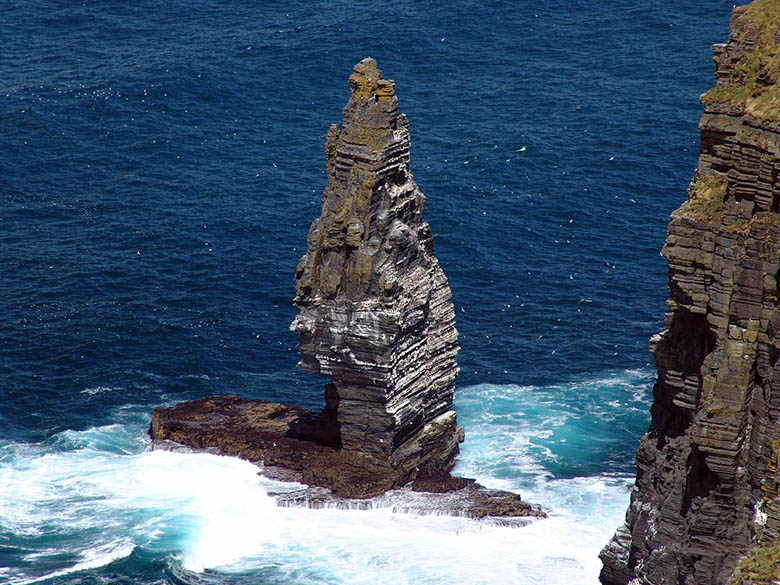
xmin=291 ymin=58 xmax=461 ymax=483
xmin=601 ymin=2 xmax=780 ymax=584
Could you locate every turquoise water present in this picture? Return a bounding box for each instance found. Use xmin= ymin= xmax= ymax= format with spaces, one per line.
xmin=1 ymin=371 xmax=651 ymax=585
xmin=1 ymin=1 xmax=735 ymax=583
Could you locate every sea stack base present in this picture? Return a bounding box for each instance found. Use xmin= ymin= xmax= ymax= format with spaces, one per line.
xmin=149 ymin=395 xmax=544 ymax=518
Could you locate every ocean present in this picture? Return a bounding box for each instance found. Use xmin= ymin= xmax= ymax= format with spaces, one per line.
xmin=0 ymin=1 xmax=736 ymax=583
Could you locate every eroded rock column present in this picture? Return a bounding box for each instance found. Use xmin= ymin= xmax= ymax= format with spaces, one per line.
xmin=291 ymin=58 xmax=461 ymax=482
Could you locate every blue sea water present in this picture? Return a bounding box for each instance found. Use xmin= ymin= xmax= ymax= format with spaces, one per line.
xmin=0 ymin=1 xmax=736 ymax=583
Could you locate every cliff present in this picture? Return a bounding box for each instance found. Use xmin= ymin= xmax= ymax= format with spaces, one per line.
xmin=600 ymin=2 xmax=780 ymax=584
xmin=290 ymin=58 xmax=461 ymax=483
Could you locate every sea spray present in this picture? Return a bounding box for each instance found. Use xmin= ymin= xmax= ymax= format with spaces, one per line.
xmin=453 ymin=369 xmax=653 ymax=484
xmin=0 ymin=370 xmax=648 ymax=585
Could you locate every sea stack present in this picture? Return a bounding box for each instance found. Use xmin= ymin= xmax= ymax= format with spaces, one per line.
xmin=149 ymin=60 xmax=542 ymax=516
xmin=600 ymin=3 xmax=780 ymax=584
xmin=291 ymin=57 xmax=462 ymax=483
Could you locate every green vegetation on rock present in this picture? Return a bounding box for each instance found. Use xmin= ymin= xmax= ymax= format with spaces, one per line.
xmin=683 ymin=175 xmax=727 ymax=222
xmin=702 ymin=0 xmax=780 ymax=120
xmin=680 ymin=175 xmax=776 ymax=237
xmin=729 ymin=543 xmax=780 ymax=585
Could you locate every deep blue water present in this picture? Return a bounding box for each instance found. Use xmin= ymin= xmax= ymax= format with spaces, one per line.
xmin=1 ymin=1 xmax=735 ymax=584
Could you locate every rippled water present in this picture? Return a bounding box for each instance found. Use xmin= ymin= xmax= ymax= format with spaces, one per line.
xmin=1 ymin=1 xmax=736 ymax=583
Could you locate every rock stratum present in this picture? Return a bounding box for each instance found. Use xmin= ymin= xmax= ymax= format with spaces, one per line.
xmin=150 ymin=59 xmax=542 ymax=519
xmin=289 ymin=57 xmax=461 ymax=490
xmin=600 ymin=2 xmax=780 ymax=584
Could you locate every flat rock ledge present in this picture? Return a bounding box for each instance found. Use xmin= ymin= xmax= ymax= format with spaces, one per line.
xmin=149 ymin=395 xmax=545 ymax=520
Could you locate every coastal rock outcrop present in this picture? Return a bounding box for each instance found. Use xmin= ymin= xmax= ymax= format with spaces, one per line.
xmin=150 ymin=394 xmax=544 ymax=517
xmin=290 ymin=57 xmax=461 ymax=488
xmin=600 ymin=2 xmax=780 ymax=584
xmin=149 ymin=60 xmax=543 ymax=518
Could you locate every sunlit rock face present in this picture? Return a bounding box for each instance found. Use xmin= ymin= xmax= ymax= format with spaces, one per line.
xmin=600 ymin=4 xmax=780 ymax=584
xmin=291 ymin=58 xmax=461 ymax=481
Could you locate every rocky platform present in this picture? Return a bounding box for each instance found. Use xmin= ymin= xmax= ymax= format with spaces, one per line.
xmin=601 ymin=2 xmax=780 ymax=584
xmin=149 ymin=395 xmax=545 ymax=518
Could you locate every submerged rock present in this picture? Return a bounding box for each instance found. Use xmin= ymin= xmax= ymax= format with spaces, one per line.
xmin=601 ymin=3 xmax=780 ymax=584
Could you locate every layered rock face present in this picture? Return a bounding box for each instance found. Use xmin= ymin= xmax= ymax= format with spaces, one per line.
xmin=290 ymin=58 xmax=461 ymax=485
xmin=149 ymin=61 xmax=546 ymax=516
xmin=601 ymin=3 xmax=780 ymax=584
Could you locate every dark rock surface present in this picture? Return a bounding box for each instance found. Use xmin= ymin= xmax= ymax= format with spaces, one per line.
xmin=150 ymin=394 xmax=545 ymax=518
xmin=600 ymin=3 xmax=780 ymax=584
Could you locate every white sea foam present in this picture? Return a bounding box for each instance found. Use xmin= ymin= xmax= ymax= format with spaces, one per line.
xmin=0 ymin=430 xmax=281 ymax=583
xmin=81 ymin=385 xmax=118 ymax=395
xmin=15 ymin=540 xmax=138 ymax=585
xmin=1 ymin=426 xmax=630 ymax=585
xmin=1 ymin=370 xmax=648 ymax=584
xmin=193 ymin=494 xmax=630 ymax=585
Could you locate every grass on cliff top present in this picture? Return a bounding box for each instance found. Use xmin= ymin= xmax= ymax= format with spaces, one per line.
xmin=729 ymin=542 xmax=780 ymax=585
xmin=702 ymin=0 xmax=780 ymax=120
xmin=682 ymin=175 xmax=727 ymax=222
xmin=681 ymin=175 xmax=777 ymax=237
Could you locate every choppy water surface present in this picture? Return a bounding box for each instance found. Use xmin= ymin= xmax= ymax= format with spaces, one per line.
xmin=1 ymin=1 xmax=735 ymax=583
